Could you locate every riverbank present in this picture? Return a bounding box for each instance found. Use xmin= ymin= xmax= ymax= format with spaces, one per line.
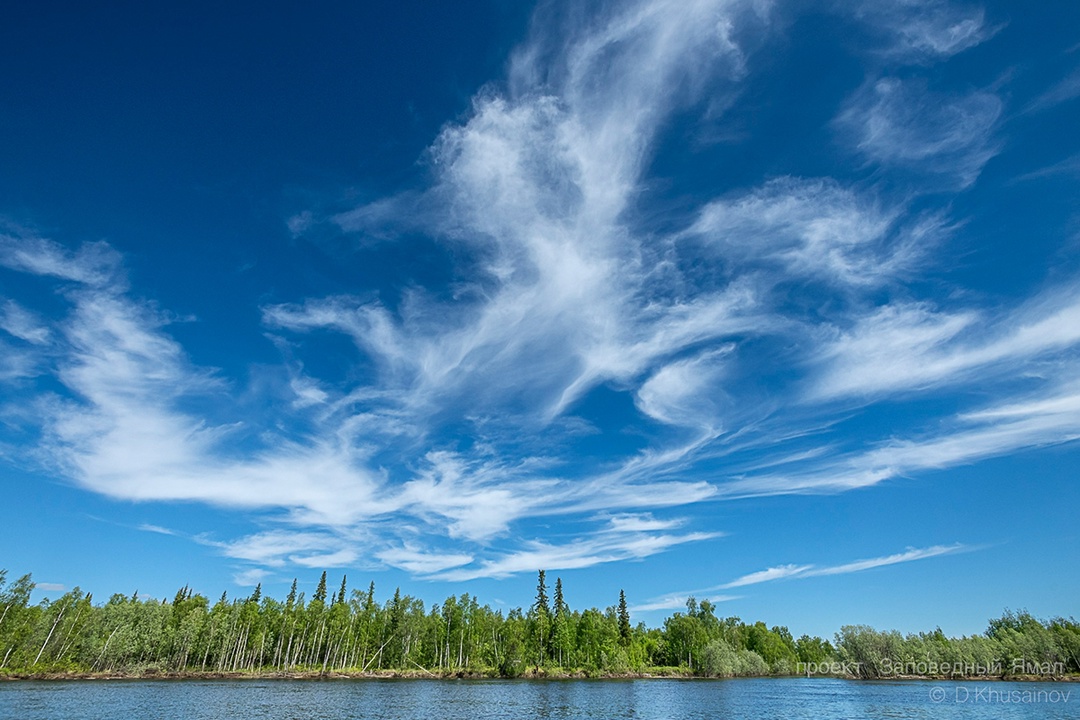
xmin=3 ymin=668 xmax=1077 ymax=682
xmin=0 ymin=668 xmax=680 ymax=681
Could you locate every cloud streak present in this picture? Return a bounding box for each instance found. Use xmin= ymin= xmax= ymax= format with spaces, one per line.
xmin=719 ymin=544 xmax=969 ymax=588
xmin=636 ymin=544 xmax=969 ymax=611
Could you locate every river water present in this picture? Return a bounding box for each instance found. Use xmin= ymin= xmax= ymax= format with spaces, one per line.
xmin=1 ymin=677 xmax=1076 ymax=719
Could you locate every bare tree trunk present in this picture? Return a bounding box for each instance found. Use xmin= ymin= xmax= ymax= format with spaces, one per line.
xmin=33 ymin=603 xmax=67 ymax=666
xmin=55 ymin=602 xmax=87 ymax=662
xmin=93 ymin=626 xmax=120 ymax=671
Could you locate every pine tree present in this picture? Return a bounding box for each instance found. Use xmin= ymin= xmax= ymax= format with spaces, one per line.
xmin=618 ymin=590 xmax=631 ymax=646
xmin=249 ymin=583 xmax=262 ymax=604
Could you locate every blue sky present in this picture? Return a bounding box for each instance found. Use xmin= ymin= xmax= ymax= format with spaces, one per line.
xmin=1 ymin=0 xmax=1078 ymax=638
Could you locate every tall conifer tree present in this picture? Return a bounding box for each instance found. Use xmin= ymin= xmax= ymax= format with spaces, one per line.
xmin=618 ymin=590 xmax=631 ymax=646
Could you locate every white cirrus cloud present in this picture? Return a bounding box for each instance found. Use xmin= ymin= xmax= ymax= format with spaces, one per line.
xmin=851 ymin=1 xmax=994 ymax=61
xmin=432 ymin=528 xmax=722 ymax=582
xmin=718 ymin=544 xmax=969 ymax=587
xmin=1025 ymin=67 xmax=1080 ymax=114
xmin=631 ymin=593 xmax=740 ymax=613
xmin=808 ymin=287 xmax=1080 ymax=401
xmin=0 ymin=299 xmax=51 ymax=345
xmin=836 ymin=77 xmax=1002 ymax=188
xmin=0 ymin=228 xmax=123 ymax=289
xmin=686 ymin=177 xmax=928 ymax=286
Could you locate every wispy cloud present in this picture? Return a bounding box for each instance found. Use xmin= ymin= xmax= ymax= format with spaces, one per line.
xmin=377 ymin=546 xmax=475 ymax=576
xmin=137 ymin=523 xmax=179 ymax=536
xmin=233 ymin=568 xmax=272 ymax=587
xmin=808 ymin=288 xmax=1080 ymax=400
xmin=723 ymin=376 xmax=1080 ymax=498
xmin=0 ymin=226 xmax=123 ymax=289
xmin=0 ymin=340 xmax=41 ymax=383
xmin=432 ymin=527 xmax=722 ymax=582
xmin=638 ymin=544 xmax=969 ymax=610
xmin=0 ymin=300 xmax=51 ymax=345
xmin=804 ymin=544 xmax=969 ymax=576
xmin=686 ymin=177 xmax=926 ymax=287
xmin=35 ymin=582 xmax=66 ymax=593
xmin=636 ymin=348 xmax=732 ymax=430
xmin=201 ymin=530 xmax=361 ymax=569
xmin=1014 ymin=152 xmax=1080 ymax=182
xmin=632 ymin=593 xmax=740 ymax=613
xmin=720 ymin=544 xmax=969 ymax=588
xmin=836 ymin=78 xmax=1001 ymax=188
xmin=1025 ymin=67 xmax=1080 ymax=114
xmin=837 ymin=0 xmax=995 ymax=62
xmin=721 ymin=563 xmax=815 ymax=588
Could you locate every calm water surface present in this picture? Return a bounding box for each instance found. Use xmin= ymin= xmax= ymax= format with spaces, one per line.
xmin=1 ymin=678 xmax=1076 ymax=719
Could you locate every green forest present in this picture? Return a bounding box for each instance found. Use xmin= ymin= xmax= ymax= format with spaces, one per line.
xmin=1 ymin=568 xmax=1076 ymax=679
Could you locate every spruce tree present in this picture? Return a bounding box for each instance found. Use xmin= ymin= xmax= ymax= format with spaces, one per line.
xmin=618 ymin=590 xmax=631 ymax=646
xmin=286 ymin=579 xmax=298 ymax=610
xmin=389 ymin=587 xmax=403 ymax=636
xmin=530 ymin=570 xmax=551 ymax=667
xmin=534 ymin=570 xmax=550 ymax=617
xmin=313 ymin=571 xmax=328 ymax=605
xmin=553 ymin=577 xmax=566 ymax=618
xmin=364 ymin=582 xmax=375 ymax=612
xmin=388 ymin=587 xmax=403 ymax=667
xmin=249 ymin=583 xmax=262 ymax=604
xmin=553 ymin=577 xmax=569 ymax=666
xmin=335 ymin=575 xmax=347 ymax=606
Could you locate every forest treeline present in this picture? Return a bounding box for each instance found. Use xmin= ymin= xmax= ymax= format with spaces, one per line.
xmin=1 ymin=568 xmax=1077 ymax=679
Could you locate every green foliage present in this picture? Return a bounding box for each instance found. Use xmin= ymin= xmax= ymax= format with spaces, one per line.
xmin=795 ymin=634 xmax=835 ymax=665
xmin=832 ymin=612 xmax=1080 ymax=680
xmin=700 ymin=639 xmax=768 ymax=677
xmin=0 ymin=568 xmax=1074 ymax=679
xmin=836 ymin=625 xmax=904 ymax=679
